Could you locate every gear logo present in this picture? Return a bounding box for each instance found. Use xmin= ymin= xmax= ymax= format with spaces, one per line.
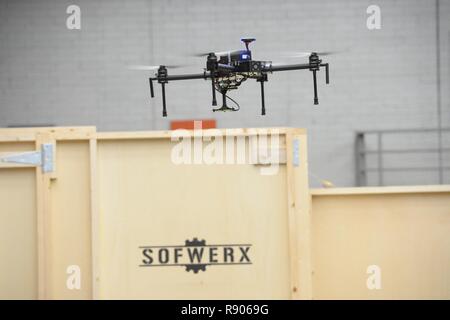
xmin=184 ymin=238 xmax=207 ymax=273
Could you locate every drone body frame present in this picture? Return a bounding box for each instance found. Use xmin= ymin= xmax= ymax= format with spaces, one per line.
xmin=149 ymin=38 xmax=330 ymax=117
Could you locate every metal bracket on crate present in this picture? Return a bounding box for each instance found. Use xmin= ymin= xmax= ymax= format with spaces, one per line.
xmin=0 ymin=143 xmax=54 ymax=173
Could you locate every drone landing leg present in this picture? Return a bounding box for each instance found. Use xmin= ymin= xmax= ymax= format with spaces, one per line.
xmin=312 ymin=70 xmax=319 ymax=105
xmin=212 ymin=90 xmax=235 ymax=112
xmin=211 ymin=80 xmax=217 ymax=106
xmin=222 ymin=91 xmax=227 ymax=109
xmin=260 ymin=81 xmax=265 ymax=115
xmin=149 ymin=78 xmax=154 ymax=98
xmin=161 ymin=83 xmax=167 ymax=117
xmin=257 ymin=74 xmax=267 ymax=115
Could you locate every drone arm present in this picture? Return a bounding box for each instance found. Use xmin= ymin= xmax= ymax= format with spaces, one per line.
xmin=163 ymin=72 xmax=212 ymax=81
xmin=150 ymin=71 xmax=213 ymax=117
xmin=149 ymin=72 xmax=212 ymax=85
xmin=267 ymin=60 xmax=330 ymax=105
xmin=265 ymin=63 xmax=311 ymax=72
xmin=267 ymin=62 xmax=330 ymax=83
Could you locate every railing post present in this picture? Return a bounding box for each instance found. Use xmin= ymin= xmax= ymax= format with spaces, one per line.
xmin=437 ymin=129 xmax=444 ymax=184
xmin=377 ymin=132 xmax=383 ymax=186
xmin=355 ymin=132 xmax=367 ymax=186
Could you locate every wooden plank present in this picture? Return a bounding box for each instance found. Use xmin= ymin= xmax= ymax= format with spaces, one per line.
xmin=0 ymin=168 xmax=37 ymax=299
xmin=0 ymin=127 xmax=96 ymax=142
xmin=310 ymin=185 xmax=450 ymax=196
xmin=285 ymin=133 xmax=299 ymax=298
xmin=295 ymin=133 xmax=313 ymax=300
xmin=97 ymin=127 xmax=306 ymax=140
xmin=52 ymin=128 xmax=96 ymax=141
xmin=0 ymin=133 xmax=37 ymax=142
xmin=89 ymin=138 xmax=100 ymax=299
xmin=46 ymin=140 xmax=92 ymax=299
xmin=35 ymin=132 xmax=53 ymax=300
xmin=285 ymin=132 xmax=312 ymax=299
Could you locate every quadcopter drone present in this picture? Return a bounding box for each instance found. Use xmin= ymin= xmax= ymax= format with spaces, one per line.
xmin=145 ymin=38 xmax=330 ymax=117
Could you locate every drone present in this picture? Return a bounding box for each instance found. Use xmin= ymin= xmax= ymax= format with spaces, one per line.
xmin=144 ymin=38 xmax=330 ymax=117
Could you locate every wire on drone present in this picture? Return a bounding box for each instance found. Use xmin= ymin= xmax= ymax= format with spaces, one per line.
xmin=215 ymin=89 xmax=240 ymax=111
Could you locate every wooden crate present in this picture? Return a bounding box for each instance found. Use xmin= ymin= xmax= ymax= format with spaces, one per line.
xmin=0 ymin=127 xmax=310 ymax=299
xmin=2 ymin=126 xmax=449 ymax=300
xmin=311 ymin=186 xmax=450 ymax=299
xmin=0 ymin=127 xmax=95 ymax=299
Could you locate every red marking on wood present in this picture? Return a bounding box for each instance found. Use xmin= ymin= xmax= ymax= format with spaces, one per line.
xmin=170 ymin=120 xmax=216 ymax=130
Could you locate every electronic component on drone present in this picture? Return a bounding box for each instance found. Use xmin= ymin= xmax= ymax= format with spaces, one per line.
xmin=147 ymin=38 xmax=330 ymax=117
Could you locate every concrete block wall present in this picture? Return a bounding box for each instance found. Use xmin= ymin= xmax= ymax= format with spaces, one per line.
xmin=0 ymin=0 xmax=449 ymax=186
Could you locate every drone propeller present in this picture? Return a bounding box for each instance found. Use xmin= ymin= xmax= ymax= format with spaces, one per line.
xmin=128 ymin=64 xmax=186 ymax=71
xmin=191 ymin=52 xmax=211 ymax=57
xmin=191 ymin=50 xmax=240 ymax=58
xmin=280 ymin=50 xmax=341 ymax=58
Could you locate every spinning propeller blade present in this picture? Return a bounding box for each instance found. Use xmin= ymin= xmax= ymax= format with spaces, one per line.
xmin=128 ymin=64 xmax=186 ymax=71
xmin=191 ymin=50 xmax=241 ymax=57
xmin=281 ymin=50 xmax=341 ymax=58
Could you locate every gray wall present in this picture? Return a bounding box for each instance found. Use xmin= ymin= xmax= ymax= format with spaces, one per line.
xmin=0 ymin=0 xmax=449 ymax=186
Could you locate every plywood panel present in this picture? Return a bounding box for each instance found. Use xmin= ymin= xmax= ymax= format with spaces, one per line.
xmin=0 ymin=168 xmax=37 ymax=299
xmin=311 ymin=191 xmax=450 ymax=299
xmin=0 ymin=142 xmax=35 ymax=153
xmin=97 ymin=137 xmax=292 ymax=299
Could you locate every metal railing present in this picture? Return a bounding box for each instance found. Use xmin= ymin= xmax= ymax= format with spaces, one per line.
xmin=355 ymin=128 xmax=449 ymax=186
